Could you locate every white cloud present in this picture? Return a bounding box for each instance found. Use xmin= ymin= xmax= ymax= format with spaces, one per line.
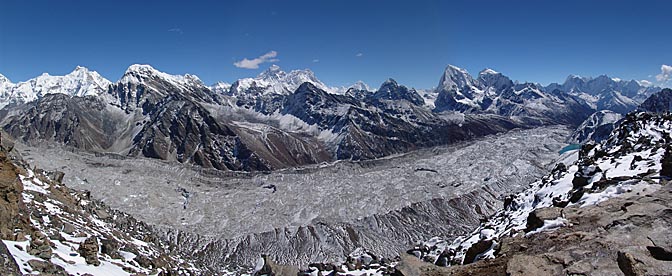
xmin=312 ymin=59 xmax=320 ymax=63
xmin=656 ymin=64 xmax=672 ymax=83
xmin=355 ymin=53 xmax=363 ymax=57
xmin=639 ymin=80 xmax=653 ymax=87
xmin=168 ymin=28 xmax=183 ymax=35
xmin=233 ymin=51 xmax=279 ymax=69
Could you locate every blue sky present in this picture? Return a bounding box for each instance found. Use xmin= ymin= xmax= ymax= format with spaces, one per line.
xmin=1 ymin=0 xmax=670 ymax=89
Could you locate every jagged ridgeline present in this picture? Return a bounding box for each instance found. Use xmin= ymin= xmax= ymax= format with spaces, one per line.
xmin=0 ymin=65 xmax=660 ymax=171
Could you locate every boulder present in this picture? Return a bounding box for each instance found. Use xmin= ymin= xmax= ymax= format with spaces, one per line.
xmin=28 ymin=231 xmax=53 ymax=260
xmin=525 ymin=207 xmax=563 ymax=232
xmin=617 ymin=251 xmax=646 ymax=276
xmin=463 ymin=239 xmax=494 ymax=264
xmin=79 ymin=236 xmax=100 ymax=266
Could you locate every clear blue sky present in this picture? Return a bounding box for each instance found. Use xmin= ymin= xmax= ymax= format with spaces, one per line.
xmin=1 ymin=0 xmax=671 ymax=89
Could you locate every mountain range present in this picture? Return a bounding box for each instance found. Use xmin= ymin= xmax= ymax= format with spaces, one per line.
xmin=0 ymin=64 xmax=663 ymax=171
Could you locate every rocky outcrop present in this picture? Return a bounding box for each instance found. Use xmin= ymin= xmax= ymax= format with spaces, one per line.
xmin=27 ymin=259 xmax=68 ymax=276
xmin=79 ymin=236 xmax=100 ymax=266
xmin=0 ymin=140 xmax=29 ymax=240
xmin=254 ymin=255 xmax=299 ymax=276
xmin=0 ymin=141 xmax=215 ymax=275
xmin=524 ymin=207 xmax=562 ymax=232
xmin=28 ymin=232 xmax=53 ymax=260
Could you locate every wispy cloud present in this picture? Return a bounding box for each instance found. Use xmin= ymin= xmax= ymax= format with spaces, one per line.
xmin=656 ymin=64 xmax=672 ymax=83
xmin=168 ymin=28 xmax=183 ymax=35
xmin=639 ymin=80 xmax=653 ymax=87
xmin=312 ymin=59 xmax=320 ymax=63
xmin=355 ymin=53 xmax=363 ymax=57
xmin=233 ymin=51 xmax=279 ymax=69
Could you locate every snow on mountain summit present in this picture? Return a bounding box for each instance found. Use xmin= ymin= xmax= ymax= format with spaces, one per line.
xmin=437 ymin=64 xmax=478 ymax=92
xmin=228 ymin=65 xmax=333 ymax=96
xmin=0 ymin=66 xmax=112 ymax=109
xmin=119 ymin=64 xmax=205 ymax=88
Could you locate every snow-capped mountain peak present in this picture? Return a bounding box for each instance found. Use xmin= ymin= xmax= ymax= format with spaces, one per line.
xmin=437 ymin=64 xmax=477 ymax=91
xmin=373 ymin=78 xmax=425 ymax=105
xmin=0 ymin=73 xmax=10 ymax=84
xmin=380 ymin=78 xmax=399 ymax=88
xmin=477 ymin=68 xmax=513 ymax=91
xmin=229 ymin=65 xmax=332 ymax=96
xmin=0 ymin=66 xmax=112 ymax=109
xmin=479 ymin=68 xmax=499 ymax=76
xmin=545 ymin=72 xmax=662 ymax=113
xmin=210 ymin=81 xmax=232 ymax=94
xmin=119 ymin=64 xmax=204 ymax=88
xmin=350 ymin=80 xmax=371 ymax=91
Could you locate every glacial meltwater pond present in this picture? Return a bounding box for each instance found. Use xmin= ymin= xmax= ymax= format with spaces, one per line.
xmin=559 ymin=144 xmax=581 ymax=154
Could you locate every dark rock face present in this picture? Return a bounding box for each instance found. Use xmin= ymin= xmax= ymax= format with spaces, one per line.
xmin=661 ymin=146 xmax=672 ymax=179
xmin=463 ymin=240 xmax=494 ymax=265
xmin=638 ymin=88 xmax=672 ymax=113
xmin=370 ymin=79 xmax=425 ymax=106
xmin=2 ymin=94 xmax=119 ymax=151
xmin=126 ymin=98 xmax=248 ymax=170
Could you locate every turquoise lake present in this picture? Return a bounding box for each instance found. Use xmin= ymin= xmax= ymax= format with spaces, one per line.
xmin=559 ymin=144 xmax=582 ymax=154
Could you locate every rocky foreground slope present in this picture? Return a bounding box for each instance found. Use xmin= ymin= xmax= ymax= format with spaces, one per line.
xmin=0 ymin=135 xmax=220 ymax=275
xmin=394 ymin=113 xmax=672 ymax=275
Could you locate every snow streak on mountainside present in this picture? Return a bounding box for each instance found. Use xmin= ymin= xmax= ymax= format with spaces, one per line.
xmin=569 ymin=110 xmax=623 ymax=144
